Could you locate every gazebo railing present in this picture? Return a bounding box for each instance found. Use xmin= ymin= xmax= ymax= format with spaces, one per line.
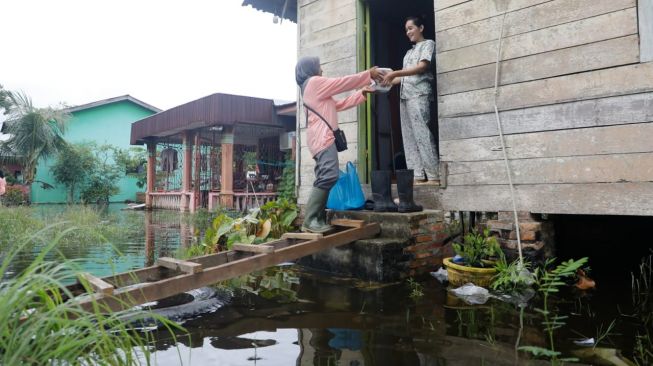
xmin=149 ymin=192 xmax=195 ymax=212
xmin=234 ymin=192 xmax=278 ymax=211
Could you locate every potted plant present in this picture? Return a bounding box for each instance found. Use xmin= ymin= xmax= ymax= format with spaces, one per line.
xmin=444 ymin=228 xmax=502 ymax=287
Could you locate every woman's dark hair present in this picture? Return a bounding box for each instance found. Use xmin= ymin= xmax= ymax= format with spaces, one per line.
xmin=405 ymin=15 xmax=425 ymax=29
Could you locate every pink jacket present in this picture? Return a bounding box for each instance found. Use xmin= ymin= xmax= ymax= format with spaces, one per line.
xmin=303 ymin=70 xmax=371 ymax=157
xmin=0 ymin=178 xmax=6 ymax=196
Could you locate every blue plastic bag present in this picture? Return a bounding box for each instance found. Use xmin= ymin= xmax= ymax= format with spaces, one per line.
xmin=326 ymin=162 xmax=365 ymax=210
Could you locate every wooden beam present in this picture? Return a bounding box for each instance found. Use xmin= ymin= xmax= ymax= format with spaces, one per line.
xmin=640 ymin=0 xmax=653 ymax=62
xmin=440 ymin=182 xmax=653 ymax=216
xmin=232 ymin=244 xmax=275 ymax=254
xmin=281 ymin=232 xmax=324 ymax=240
xmin=439 ymin=92 xmax=653 ymax=141
xmin=436 ymin=0 xmax=635 ymax=52
xmin=446 ymin=152 xmax=653 ymax=186
xmin=440 ymin=122 xmax=653 ymax=162
xmin=438 ymin=35 xmax=639 ymax=95
xmin=437 ymin=8 xmax=638 ymax=74
xmin=79 ymin=273 xmax=114 ymax=296
xmin=156 ymin=257 xmax=203 ymax=274
xmin=331 ymin=219 xmax=365 ymax=228
xmin=435 ymin=0 xmax=550 ymax=32
xmin=75 ymin=223 xmax=380 ymax=312
xmin=439 ymin=63 xmax=653 ymax=118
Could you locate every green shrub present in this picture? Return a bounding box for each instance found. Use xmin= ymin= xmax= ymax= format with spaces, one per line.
xmin=2 ymin=186 xmax=27 ymax=206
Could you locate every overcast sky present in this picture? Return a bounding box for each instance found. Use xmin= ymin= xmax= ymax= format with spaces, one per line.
xmin=0 ymin=0 xmax=298 ymax=111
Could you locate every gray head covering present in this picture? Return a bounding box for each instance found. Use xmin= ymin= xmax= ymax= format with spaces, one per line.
xmin=295 ymin=56 xmax=321 ymax=94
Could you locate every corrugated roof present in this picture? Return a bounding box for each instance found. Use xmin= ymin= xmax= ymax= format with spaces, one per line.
xmin=66 ymin=95 xmax=161 ymax=113
xmin=130 ymin=93 xmax=285 ymax=145
xmin=242 ymin=0 xmax=297 ymax=23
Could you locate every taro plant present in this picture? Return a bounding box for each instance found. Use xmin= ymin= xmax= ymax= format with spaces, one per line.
xmin=519 ymin=257 xmax=588 ymax=364
xmin=452 ymin=228 xmax=501 ymax=268
xmin=259 ymin=198 xmax=298 ymax=239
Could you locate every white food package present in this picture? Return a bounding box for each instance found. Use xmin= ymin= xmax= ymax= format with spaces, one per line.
xmin=370 ymin=67 xmax=393 ymax=93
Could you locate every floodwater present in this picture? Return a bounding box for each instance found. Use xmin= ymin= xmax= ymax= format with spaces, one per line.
xmin=5 ymin=205 xmax=652 ymax=365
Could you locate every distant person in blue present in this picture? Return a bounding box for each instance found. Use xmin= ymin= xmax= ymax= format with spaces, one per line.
xmin=382 ymin=15 xmax=439 ymax=186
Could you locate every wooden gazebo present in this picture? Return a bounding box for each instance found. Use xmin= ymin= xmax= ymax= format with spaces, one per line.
xmin=131 ymin=93 xmax=295 ymax=212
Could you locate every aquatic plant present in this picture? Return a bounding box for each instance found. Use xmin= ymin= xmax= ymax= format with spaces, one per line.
xmin=631 ymin=253 xmax=653 ymax=365
xmin=491 ymin=257 xmax=534 ymax=294
xmin=519 ymin=257 xmax=588 ymax=364
xmin=258 ymin=198 xmax=298 ymax=239
xmin=406 ymin=278 xmax=424 ymax=300
xmin=0 ymin=225 xmax=185 ymax=365
xmin=452 ymin=228 xmax=501 ymax=268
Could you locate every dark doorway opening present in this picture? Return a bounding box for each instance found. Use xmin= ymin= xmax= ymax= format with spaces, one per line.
xmin=367 ymin=0 xmax=437 ymax=174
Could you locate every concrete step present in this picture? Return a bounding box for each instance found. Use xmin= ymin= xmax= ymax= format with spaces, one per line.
xmin=329 ymin=209 xmax=448 ymax=239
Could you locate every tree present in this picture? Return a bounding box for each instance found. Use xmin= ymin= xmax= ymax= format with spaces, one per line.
xmin=0 ymin=84 xmax=12 ymax=114
xmin=0 ymin=92 xmax=69 ymax=185
xmin=80 ymin=144 xmax=122 ymax=204
xmin=51 ymin=143 xmax=96 ymax=203
xmin=114 ymin=146 xmax=147 ymax=189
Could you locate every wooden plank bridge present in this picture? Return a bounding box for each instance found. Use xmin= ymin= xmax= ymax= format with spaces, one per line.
xmin=69 ymin=219 xmax=380 ymax=312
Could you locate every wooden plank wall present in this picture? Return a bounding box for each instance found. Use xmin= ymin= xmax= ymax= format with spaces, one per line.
xmin=435 ymin=0 xmax=653 ymax=215
xmin=297 ymin=0 xmax=359 ymax=204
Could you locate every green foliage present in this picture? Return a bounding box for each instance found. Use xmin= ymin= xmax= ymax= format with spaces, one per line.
xmin=406 ymin=278 xmax=424 ymax=300
xmin=0 ymin=84 xmax=12 ymax=114
xmin=179 ymin=199 xmax=298 ymax=258
xmin=115 ymin=147 xmax=147 ymax=188
xmin=491 ymin=257 xmax=534 ymax=293
xmin=259 ymin=198 xmax=298 ymax=238
xmin=0 ymin=224 xmax=185 ymax=365
xmin=79 ymin=144 xmax=123 ymax=204
xmin=631 ymin=253 xmax=653 ymax=365
xmin=220 ymin=267 xmax=300 ymax=303
xmin=277 ymin=153 xmax=295 ymax=201
xmin=519 ymin=257 xmax=588 ymax=364
xmin=1 ymin=186 xmax=27 ymax=206
xmin=452 ymin=228 xmax=501 ymax=268
xmin=0 ymin=92 xmax=70 ymax=184
xmin=52 ymin=143 xmax=96 ymax=203
xmin=243 ymin=151 xmax=257 ymax=169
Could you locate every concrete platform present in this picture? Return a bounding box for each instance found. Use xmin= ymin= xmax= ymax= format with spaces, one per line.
xmin=298 ymin=210 xmax=460 ymax=282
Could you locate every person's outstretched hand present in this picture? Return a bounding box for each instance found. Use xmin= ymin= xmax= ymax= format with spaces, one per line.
xmin=369 ymin=66 xmax=383 ymax=82
xmin=361 ymin=85 xmax=375 ymax=95
xmin=381 ymin=71 xmax=396 ymax=86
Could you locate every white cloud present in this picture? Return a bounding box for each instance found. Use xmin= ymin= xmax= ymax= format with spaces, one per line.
xmin=0 ymin=0 xmax=298 ymax=110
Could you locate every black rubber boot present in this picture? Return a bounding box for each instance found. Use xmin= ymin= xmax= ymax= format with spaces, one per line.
xmin=371 ymin=170 xmax=398 ymax=212
xmin=301 ymin=187 xmax=334 ymax=233
xmin=396 ymin=169 xmax=423 ymax=213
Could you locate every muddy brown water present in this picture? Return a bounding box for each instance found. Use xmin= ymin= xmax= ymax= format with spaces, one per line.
xmin=5 ymin=205 xmax=651 ymax=365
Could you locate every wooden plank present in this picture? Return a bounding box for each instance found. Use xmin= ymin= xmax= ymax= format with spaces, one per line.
xmin=331 ymin=219 xmax=365 ymax=228
xmin=438 ymin=35 xmax=640 ymax=95
xmin=439 ymin=92 xmax=653 ymax=141
xmin=79 ymin=273 xmax=114 ymax=296
xmin=436 ymin=0 xmax=635 ymax=52
xmin=74 ymin=223 xmax=381 ymax=312
xmin=440 ymin=182 xmax=653 ymax=216
xmin=435 ymin=0 xmax=471 ymax=11
xmin=281 ymin=232 xmax=324 ymax=240
xmin=441 ymin=122 xmax=653 ymax=162
xmin=435 ymin=0 xmax=551 ymax=32
xmin=156 ymin=257 xmax=203 ymax=274
xmin=438 ymin=63 xmax=653 ymax=118
xmin=446 ymin=152 xmax=653 ymax=185
xmin=640 ymin=0 xmax=653 ymax=62
xmin=436 ymin=8 xmax=638 ymax=73
xmin=232 ymin=244 xmax=275 ymax=254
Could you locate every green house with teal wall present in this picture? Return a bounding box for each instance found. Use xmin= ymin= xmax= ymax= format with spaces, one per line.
xmin=31 ymin=95 xmax=161 ymax=203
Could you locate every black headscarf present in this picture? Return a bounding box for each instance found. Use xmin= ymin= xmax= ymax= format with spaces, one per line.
xmin=295 ymin=56 xmax=321 ymax=95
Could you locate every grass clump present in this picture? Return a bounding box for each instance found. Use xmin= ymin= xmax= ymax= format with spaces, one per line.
xmin=0 ymin=224 xmax=185 ymax=365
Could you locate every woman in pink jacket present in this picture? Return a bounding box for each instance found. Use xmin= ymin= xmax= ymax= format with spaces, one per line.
xmin=295 ymin=56 xmax=381 ymax=233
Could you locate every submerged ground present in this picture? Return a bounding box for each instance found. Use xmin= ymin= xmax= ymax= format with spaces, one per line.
xmin=1 ymin=204 xmax=650 ymax=365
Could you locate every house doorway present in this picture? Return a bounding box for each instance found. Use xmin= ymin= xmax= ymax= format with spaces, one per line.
xmin=362 ymin=0 xmax=437 ymax=178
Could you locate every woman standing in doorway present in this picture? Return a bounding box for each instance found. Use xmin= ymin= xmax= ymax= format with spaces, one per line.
xmin=382 ymin=16 xmax=439 ymax=185
xmin=295 ymin=56 xmax=381 ymax=233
